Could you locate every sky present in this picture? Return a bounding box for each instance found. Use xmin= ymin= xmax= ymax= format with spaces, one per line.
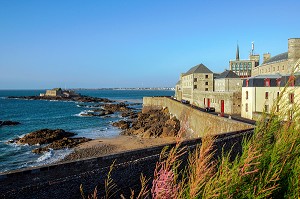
xmin=0 ymin=0 xmax=299 ymax=89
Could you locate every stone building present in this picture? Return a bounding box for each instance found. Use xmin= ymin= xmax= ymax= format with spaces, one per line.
xmin=229 ymin=43 xmax=260 ymax=78
xmin=44 ymin=88 xmax=63 ymax=97
xmin=175 ymin=63 xmax=214 ymax=103
xmin=175 ymin=66 xmax=243 ymax=115
xmin=251 ymin=38 xmax=300 ymax=76
xmin=40 ymin=88 xmax=80 ymax=97
xmin=193 ymin=70 xmax=242 ymax=115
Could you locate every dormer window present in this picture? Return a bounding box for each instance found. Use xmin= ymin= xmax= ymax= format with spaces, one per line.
xmin=264 ymin=78 xmax=270 ymax=87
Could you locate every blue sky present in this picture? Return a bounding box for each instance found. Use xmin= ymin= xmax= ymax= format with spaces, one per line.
xmin=0 ymin=0 xmax=299 ymax=89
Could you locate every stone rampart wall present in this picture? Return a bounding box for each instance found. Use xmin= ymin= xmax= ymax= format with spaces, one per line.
xmin=143 ymin=97 xmax=253 ymax=137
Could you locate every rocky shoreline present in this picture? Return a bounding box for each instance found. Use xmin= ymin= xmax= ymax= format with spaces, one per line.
xmin=113 ymin=107 xmax=181 ymax=138
xmin=7 ymin=95 xmax=113 ymax=103
xmin=5 ymin=94 xmax=181 ymax=163
xmin=7 ymin=129 xmax=91 ymax=154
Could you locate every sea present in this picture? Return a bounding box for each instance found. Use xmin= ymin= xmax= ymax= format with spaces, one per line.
xmin=0 ymin=89 xmax=174 ymax=173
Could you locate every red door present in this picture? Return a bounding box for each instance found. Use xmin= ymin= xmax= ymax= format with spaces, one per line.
xmin=207 ymin=98 xmax=210 ymax=108
xmin=221 ymin=100 xmax=224 ymax=115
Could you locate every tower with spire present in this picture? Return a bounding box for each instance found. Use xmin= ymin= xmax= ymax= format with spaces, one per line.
xmin=236 ymin=44 xmax=240 ymax=61
xmin=229 ymin=42 xmax=260 ymax=78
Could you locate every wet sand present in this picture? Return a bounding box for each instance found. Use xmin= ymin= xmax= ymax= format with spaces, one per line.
xmin=62 ymin=135 xmax=178 ymax=162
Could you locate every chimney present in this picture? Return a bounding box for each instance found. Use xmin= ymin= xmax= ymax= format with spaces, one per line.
xmin=263 ymin=53 xmax=271 ymax=63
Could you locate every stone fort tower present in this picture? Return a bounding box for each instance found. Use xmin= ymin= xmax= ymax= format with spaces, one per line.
xmin=288 ymin=38 xmax=300 ymax=72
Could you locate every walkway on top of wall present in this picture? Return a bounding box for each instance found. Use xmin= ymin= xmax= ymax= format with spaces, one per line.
xmin=167 ymin=96 xmax=256 ymax=125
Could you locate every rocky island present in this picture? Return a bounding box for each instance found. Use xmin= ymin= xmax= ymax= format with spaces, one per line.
xmin=8 ymin=129 xmax=91 ymax=154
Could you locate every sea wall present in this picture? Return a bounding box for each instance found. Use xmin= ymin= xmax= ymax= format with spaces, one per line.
xmin=0 ymin=129 xmax=254 ymax=199
xmin=143 ymin=97 xmax=253 ymax=137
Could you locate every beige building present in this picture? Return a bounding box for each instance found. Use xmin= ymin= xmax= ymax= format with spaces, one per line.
xmin=175 ymin=67 xmax=243 ymax=115
xmin=40 ymin=88 xmax=80 ymax=97
xmin=252 ymin=38 xmax=300 ymax=76
xmin=44 ymin=88 xmax=63 ymax=97
xmin=175 ymin=63 xmax=214 ymax=103
xmin=229 ymin=43 xmax=260 ymax=78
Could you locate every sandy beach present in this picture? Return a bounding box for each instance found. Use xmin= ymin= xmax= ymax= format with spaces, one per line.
xmin=62 ymin=135 xmax=178 ymax=162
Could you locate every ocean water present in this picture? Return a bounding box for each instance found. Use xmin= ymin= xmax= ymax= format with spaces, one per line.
xmin=0 ymin=89 xmax=174 ymax=173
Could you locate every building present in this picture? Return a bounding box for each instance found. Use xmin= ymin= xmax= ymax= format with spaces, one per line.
xmin=252 ymin=38 xmax=300 ymax=76
xmin=241 ymin=74 xmax=300 ymax=120
xmin=44 ymin=88 xmax=63 ymax=97
xmin=175 ymin=64 xmax=214 ymax=103
xmin=175 ymin=65 xmax=243 ymax=115
xmin=229 ymin=43 xmax=260 ymax=78
xmin=40 ymin=88 xmax=80 ymax=97
xmin=193 ymin=70 xmax=242 ymax=115
xmin=241 ymin=38 xmax=300 ymax=120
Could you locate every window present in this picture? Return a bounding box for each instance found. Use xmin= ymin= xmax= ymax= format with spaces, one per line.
xmin=264 ymin=78 xmax=270 ymax=87
xmin=205 ymin=75 xmax=209 ymax=79
xmin=194 ymin=78 xmax=197 ymax=82
xmin=277 ymin=92 xmax=280 ymax=98
xmin=276 ymin=105 xmax=280 ymax=112
xmin=265 ymin=92 xmax=269 ymax=99
xmin=246 ymin=91 xmax=248 ymax=99
xmin=205 ymin=82 xmax=209 ymax=85
xmin=245 ymin=103 xmax=248 ymax=112
xmin=265 ymin=105 xmax=269 ymax=112
xmin=289 ymin=93 xmax=294 ymax=103
xmin=205 ymin=88 xmax=208 ymax=91
xmin=194 ymin=85 xmax=197 ymax=89
xmin=282 ymin=66 xmax=284 ymax=70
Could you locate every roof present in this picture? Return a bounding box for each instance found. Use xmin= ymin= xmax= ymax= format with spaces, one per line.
xmin=216 ymin=70 xmax=240 ymax=79
xmin=263 ymin=52 xmax=288 ymax=64
xmin=184 ymin=63 xmax=213 ymax=75
xmin=176 ymin=80 xmax=181 ymax=85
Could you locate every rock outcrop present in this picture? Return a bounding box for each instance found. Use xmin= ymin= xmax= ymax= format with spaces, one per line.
xmin=103 ymin=102 xmax=131 ymax=112
xmin=112 ymin=120 xmax=131 ymax=130
xmin=9 ymin=129 xmax=91 ymax=154
xmin=17 ymin=129 xmax=75 ymax=145
xmin=32 ymin=137 xmax=91 ymax=154
xmin=121 ymin=108 xmax=180 ymax=138
xmin=0 ymin=120 xmax=20 ymax=127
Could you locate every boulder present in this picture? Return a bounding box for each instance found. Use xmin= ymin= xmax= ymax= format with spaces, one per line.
xmin=112 ymin=120 xmax=131 ymax=130
xmin=17 ymin=129 xmax=75 ymax=145
xmin=0 ymin=121 xmax=20 ymax=127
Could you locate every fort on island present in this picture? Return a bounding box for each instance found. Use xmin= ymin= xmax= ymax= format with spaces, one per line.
xmin=173 ymin=38 xmax=300 ymax=120
xmin=40 ymin=88 xmax=80 ymax=97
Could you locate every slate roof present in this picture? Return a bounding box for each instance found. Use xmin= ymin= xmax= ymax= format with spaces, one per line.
xmin=216 ymin=70 xmax=240 ymax=79
xmin=263 ymin=52 xmax=288 ymax=64
xmin=184 ymin=63 xmax=213 ymax=75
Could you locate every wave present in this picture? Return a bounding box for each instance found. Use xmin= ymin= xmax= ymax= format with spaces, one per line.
xmin=73 ymin=110 xmax=88 ymax=117
xmin=36 ymin=149 xmax=53 ymax=162
xmin=35 ymin=148 xmax=73 ymax=165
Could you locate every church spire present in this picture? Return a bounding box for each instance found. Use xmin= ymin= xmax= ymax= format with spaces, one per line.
xmin=236 ymin=44 xmax=240 ymax=61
